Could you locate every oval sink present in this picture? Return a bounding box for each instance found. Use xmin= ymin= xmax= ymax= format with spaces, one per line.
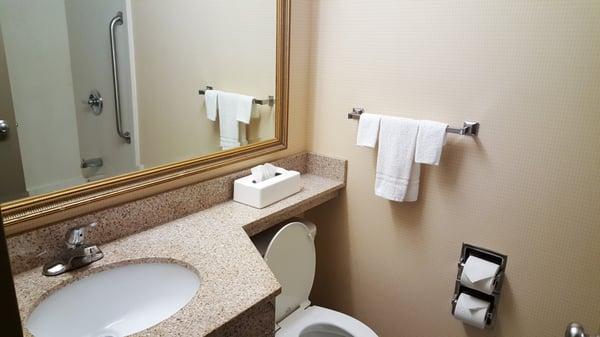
xmin=27 ymin=263 xmax=200 ymax=337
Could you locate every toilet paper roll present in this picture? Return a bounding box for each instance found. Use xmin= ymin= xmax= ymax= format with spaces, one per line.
xmin=453 ymin=293 xmax=490 ymax=329
xmin=460 ymin=255 xmax=500 ymax=295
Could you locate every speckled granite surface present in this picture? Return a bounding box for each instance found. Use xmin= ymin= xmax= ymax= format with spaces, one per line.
xmin=207 ymin=298 xmax=275 ymax=337
xmin=11 ymin=152 xmax=347 ymax=337
xmin=16 ymin=210 xmax=279 ymax=337
xmin=7 ymin=152 xmax=346 ymax=274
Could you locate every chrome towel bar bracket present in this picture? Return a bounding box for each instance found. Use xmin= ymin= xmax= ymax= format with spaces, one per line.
xmin=348 ymin=107 xmax=480 ymax=136
xmin=198 ymin=86 xmax=214 ymax=95
xmin=198 ymin=86 xmax=275 ymax=107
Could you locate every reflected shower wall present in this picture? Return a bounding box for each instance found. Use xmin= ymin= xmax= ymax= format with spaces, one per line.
xmin=0 ymin=0 xmax=85 ymax=195
xmin=65 ymin=0 xmax=140 ymax=181
xmin=0 ymin=0 xmax=140 ymax=197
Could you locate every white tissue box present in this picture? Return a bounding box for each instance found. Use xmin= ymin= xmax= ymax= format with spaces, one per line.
xmin=234 ymin=168 xmax=301 ymax=208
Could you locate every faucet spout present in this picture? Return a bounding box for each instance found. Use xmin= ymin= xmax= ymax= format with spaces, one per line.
xmin=42 ymin=224 xmax=104 ymax=276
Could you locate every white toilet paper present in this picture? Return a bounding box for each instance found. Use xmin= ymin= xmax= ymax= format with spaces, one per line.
xmin=453 ymin=293 xmax=490 ymax=329
xmin=460 ymin=255 xmax=500 ymax=295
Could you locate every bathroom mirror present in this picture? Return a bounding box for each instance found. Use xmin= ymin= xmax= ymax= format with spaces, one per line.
xmin=0 ymin=0 xmax=290 ymax=233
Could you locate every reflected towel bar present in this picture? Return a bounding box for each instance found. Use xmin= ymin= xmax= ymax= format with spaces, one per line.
xmin=348 ymin=107 xmax=480 ymax=136
xmin=198 ymin=86 xmax=275 ymax=107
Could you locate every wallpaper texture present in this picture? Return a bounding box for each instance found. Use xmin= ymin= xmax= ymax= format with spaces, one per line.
xmin=302 ymin=1 xmax=600 ymax=336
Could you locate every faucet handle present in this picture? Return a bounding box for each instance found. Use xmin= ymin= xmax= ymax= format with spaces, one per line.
xmin=65 ymin=222 xmax=97 ymax=248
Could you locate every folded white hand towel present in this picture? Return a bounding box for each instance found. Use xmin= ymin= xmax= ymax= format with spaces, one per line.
xmin=217 ymin=91 xmax=253 ymax=149
xmin=205 ymin=90 xmax=218 ymax=121
xmin=375 ymin=116 xmax=421 ymax=202
xmin=356 ymin=113 xmax=381 ymax=148
xmin=415 ymin=120 xmax=448 ymax=165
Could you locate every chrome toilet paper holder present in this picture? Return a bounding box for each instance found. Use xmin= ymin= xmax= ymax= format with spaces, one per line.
xmin=451 ymin=243 xmax=508 ymax=328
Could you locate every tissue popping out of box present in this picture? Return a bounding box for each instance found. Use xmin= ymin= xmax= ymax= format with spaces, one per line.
xmin=233 ymin=165 xmax=301 ymax=208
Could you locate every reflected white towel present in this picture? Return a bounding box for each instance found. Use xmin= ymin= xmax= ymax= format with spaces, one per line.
xmin=205 ymin=90 xmax=218 ymax=121
xmin=356 ymin=113 xmax=381 ymax=148
xmin=233 ymin=93 xmax=255 ymax=124
xmin=415 ymin=120 xmax=448 ymax=165
xmin=375 ymin=116 xmax=420 ymax=202
xmin=217 ymin=91 xmax=254 ymax=149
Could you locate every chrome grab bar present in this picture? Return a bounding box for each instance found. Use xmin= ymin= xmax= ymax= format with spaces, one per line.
xmin=109 ymin=11 xmax=130 ymax=143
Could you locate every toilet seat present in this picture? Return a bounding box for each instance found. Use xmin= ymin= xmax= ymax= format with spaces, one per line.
xmin=262 ymin=220 xmax=378 ymax=337
xmin=276 ymin=305 xmax=378 ymax=337
xmin=264 ymin=221 xmax=317 ymax=322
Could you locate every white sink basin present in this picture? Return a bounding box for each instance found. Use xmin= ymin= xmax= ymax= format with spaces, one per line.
xmin=27 ymin=263 xmax=200 ymax=337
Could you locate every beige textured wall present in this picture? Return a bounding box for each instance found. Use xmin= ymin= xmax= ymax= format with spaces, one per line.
xmin=303 ymin=1 xmax=600 ymax=336
xmin=132 ymin=0 xmax=277 ymax=168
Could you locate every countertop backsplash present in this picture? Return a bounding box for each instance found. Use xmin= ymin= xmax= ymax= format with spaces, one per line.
xmin=7 ymin=152 xmax=346 ymax=274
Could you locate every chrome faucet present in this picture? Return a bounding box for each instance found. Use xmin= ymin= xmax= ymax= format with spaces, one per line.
xmin=42 ymin=223 xmax=104 ymax=276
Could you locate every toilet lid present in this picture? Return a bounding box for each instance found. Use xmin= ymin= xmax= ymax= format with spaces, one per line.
xmin=264 ymin=221 xmax=316 ymax=323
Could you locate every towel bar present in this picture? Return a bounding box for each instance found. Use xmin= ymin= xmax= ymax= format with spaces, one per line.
xmin=347 ymin=107 xmax=480 ymax=136
xmin=198 ymin=86 xmax=275 ymax=107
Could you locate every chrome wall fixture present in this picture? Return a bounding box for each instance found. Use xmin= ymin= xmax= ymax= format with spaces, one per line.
xmin=80 ymin=157 xmax=104 ymax=169
xmin=348 ymin=107 xmax=480 ymax=136
xmin=109 ymin=11 xmax=131 ymax=143
xmin=198 ymin=86 xmax=275 ymax=107
xmin=0 ymin=119 xmax=9 ymax=138
xmin=451 ymin=243 xmax=508 ymax=328
xmin=565 ymin=322 xmax=600 ymax=337
xmin=85 ymin=89 xmax=103 ymax=115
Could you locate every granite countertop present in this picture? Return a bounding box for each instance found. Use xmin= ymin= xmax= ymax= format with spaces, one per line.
xmin=14 ymin=173 xmax=344 ymax=336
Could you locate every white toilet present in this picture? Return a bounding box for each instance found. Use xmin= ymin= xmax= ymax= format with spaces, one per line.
xmin=253 ymin=220 xmax=378 ymax=337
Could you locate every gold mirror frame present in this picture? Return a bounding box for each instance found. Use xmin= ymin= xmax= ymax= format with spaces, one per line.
xmin=1 ymin=0 xmax=290 ymax=236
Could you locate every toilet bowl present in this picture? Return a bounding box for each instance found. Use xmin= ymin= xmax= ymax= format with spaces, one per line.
xmin=277 ymin=305 xmax=377 ymax=337
xmin=252 ymin=220 xmax=378 ymax=337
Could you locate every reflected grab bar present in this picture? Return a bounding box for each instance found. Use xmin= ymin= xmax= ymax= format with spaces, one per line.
xmin=109 ymin=11 xmax=131 ymax=143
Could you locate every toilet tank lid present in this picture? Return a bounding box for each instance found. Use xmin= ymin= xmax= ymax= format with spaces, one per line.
xmin=264 ymin=221 xmax=316 ymax=323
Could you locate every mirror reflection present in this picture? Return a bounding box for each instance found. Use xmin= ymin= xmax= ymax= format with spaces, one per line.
xmin=0 ymin=0 xmax=277 ymax=203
